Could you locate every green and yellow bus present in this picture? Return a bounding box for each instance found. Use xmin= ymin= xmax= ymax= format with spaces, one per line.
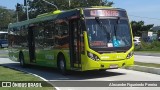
xmin=8 ymin=6 xmax=134 ymax=74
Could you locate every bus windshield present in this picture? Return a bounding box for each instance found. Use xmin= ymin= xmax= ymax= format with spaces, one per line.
xmin=86 ymin=19 xmax=132 ymax=51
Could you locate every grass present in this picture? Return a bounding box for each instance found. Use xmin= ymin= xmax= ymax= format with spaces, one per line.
xmin=135 ymin=61 xmax=160 ymax=68
xmin=135 ymin=40 xmax=160 ymax=52
xmin=0 ymin=66 xmax=54 ymax=90
xmin=0 ymin=54 xmax=8 ymax=58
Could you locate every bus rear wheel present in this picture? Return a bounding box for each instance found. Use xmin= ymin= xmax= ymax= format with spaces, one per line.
xmin=58 ymin=56 xmax=67 ymax=75
xmin=19 ymin=53 xmax=25 ymax=67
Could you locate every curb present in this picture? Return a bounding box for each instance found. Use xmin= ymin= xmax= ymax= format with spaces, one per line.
xmin=125 ymin=65 xmax=160 ymax=75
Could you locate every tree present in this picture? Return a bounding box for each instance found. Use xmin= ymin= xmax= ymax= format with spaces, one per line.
xmin=0 ymin=6 xmax=15 ymax=31
xmin=131 ymin=21 xmax=154 ymax=36
xmin=27 ymin=0 xmax=114 ymax=19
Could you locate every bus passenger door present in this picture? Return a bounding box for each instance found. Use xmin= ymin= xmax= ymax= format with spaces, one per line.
xmin=69 ymin=19 xmax=81 ymax=69
xmin=28 ymin=25 xmax=36 ymax=63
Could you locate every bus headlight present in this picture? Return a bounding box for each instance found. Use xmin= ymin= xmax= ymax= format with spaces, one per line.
xmin=126 ymin=51 xmax=134 ymax=59
xmin=87 ymin=51 xmax=100 ymax=61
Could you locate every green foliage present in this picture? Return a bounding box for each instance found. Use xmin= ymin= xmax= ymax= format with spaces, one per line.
xmin=28 ymin=0 xmax=114 ymax=18
xmin=0 ymin=6 xmax=15 ymax=31
xmin=135 ymin=40 xmax=160 ymax=51
xmin=157 ymin=30 xmax=160 ymax=37
xmin=131 ymin=21 xmax=154 ymax=37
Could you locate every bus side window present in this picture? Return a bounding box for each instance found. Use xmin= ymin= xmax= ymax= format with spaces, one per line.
xmin=34 ymin=23 xmax=45 ymax=49
xmin=43 ymin=21 xmax=55 ymax=48
xmin=54 ymin=20 xmax=69 ymax=48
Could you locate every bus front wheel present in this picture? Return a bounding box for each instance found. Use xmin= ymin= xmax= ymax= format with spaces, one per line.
xmin=58 ymin=55 xmax=67 ymax=75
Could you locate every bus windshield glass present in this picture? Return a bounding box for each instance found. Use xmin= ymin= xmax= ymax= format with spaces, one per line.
xmin=86 ymin=19 xmax=132 ymax=51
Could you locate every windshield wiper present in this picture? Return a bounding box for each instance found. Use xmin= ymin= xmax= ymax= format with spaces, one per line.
xmin=114 ymin=17 xmax=120 ymax=37
xmin=95 ymin=17 xmax=110 ymax=38
xmin=95 ymin=17 xmax=113 ymax=43
xmin=112 ymin=17 xmax=122 ymax=47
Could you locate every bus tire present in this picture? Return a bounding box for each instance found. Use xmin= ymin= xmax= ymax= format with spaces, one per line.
xmin=58 ymin=55 xmax=67 ymax=75
xmin=19 ymin=52 xmax=26 ymax=67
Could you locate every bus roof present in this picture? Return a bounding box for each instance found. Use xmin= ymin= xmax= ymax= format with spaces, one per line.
xmin=8 ymin=9 xmax=78 ymax=28
xmin=8 ymin=6 xmax=126 ymax=28
xmin=84 ymin=6 xmax=125 ymax=10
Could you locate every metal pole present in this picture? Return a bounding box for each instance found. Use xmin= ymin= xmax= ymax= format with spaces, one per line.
xmin=26 ymin=0 xmax=29 ymax=20
xmin=42 ymin=0 xmax=58 ymax=10
xmin=69 ymin=0 xmax=70 ymax=7
xmin=17 ymin=11 xmax=19 ymax=22
xmin=100 ymin=0 xmax=102 ymax=5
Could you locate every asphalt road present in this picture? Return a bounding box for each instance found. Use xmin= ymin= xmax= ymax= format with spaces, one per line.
xmin=134 ymin=55 xmax=160 ymax=64
xmin=0 ymin=50 xmax=160 ymax=90
xmin=0 ymin=58 xmax=160 ymax=90
xmin=135 ymin=52 xmax=160 ymax=57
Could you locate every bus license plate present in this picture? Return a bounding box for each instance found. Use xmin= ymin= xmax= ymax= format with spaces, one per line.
xmin=109 ymin=64 xmax=118 ymax=68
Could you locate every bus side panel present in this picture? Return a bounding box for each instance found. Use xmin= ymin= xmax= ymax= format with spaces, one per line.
xmin=35 ymin=49 xmax=46 ymax=65
xmin=39 ymin=49 xmax=70 ymax=69
xmin=30 ymin=49 xmax=70 ymax=69
xmin=23 ymin=50 xmax=30 ymax=64
xmin=8 ymin=48 xmax=19 ymax=62
xmin=35 ymin=49 xmax=56 ymax=67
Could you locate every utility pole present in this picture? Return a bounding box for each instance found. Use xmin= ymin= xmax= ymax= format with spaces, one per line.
xmin=16 ymin=3 xmax=21 ymax=22
xmin=16 ymin=12 xmax=19 ymax=22
xmin=24 ymin=0 xmax=29 ymax=20
xmin=42 ymin=0 xmax=58 ymax=10
xmin=69 ymin=0 xmax=71 ymax=7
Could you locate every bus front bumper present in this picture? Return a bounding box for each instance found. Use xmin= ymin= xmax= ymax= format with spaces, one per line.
xmin=82 ymin=56 xmax=134 ymax=71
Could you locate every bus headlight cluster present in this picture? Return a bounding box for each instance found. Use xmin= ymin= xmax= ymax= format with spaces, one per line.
xmin=87 ymin=51 xmax=100 ymax=61
xmin=126 ymin=51 xmax=134 ymax=59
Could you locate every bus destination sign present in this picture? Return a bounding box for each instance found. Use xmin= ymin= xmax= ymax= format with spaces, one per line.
xmin=90 ymin=10 xmax=119 ymax=17
xmin=84 ymin=9 xmax=127 ymax=17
